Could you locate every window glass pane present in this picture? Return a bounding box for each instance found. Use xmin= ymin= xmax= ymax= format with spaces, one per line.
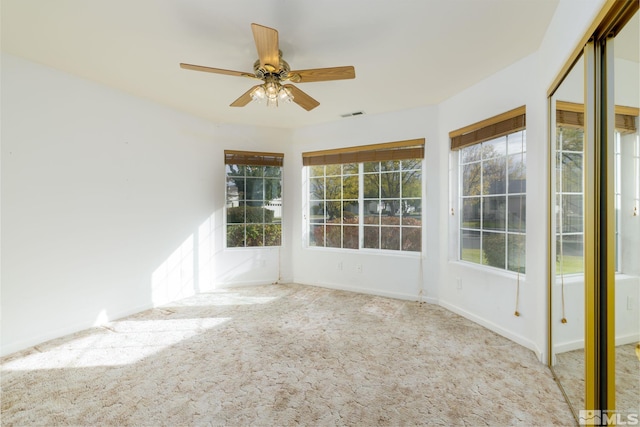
xmin=363 ymin=226 xmax=379 ymax=249
xmin=562 ymin=195 xmax=583 ymax=233
xmin=227 ymin=225 xmax=244 ymax=248
xmin=556 ymin=234 xmax=583 ymax=274
xmin=483 ymin=196 xmax=506 ymax=231
xmin=507 ymin=234 xmax=526 ymax=273
xmin=309 ymin=177 xmax=325 ymax=200
xmin=309 ymin=225 xmax=325 ymax=247
xmin=560 ymin=127 xmax=584 ymax=151
xmin=343 ymin=226 xmax=359 ymax=249
xmin=380 ymin=160 xmax=400 ymax=172
xmin=461 ymin=198 xmax=481 ymax=229
xmin=402 ymin=227 xmax=421 ymax=252
xmin=462 ymin=163 xmax=481 ymax=196
xmin=264 ymin=178 xmax=281 ymax=200
xmin=402 ymin=158 xmax=422 ymax=171
xmin=245 ymin=206 xmax=265 ymax=223
xmin=343 ymin=176 xmax=359 ymax=199
xmin=363 ymin=174 xmax=380 ymax=198
xmin=380 ymin=172 xmax=401 ymax=198
xmin=364 ymin=162 xmax=379 ymax=173
xmin=326 ymin=225 xmax=341 ymax=248
xmin=461 ymin=230 xmax=482 ymax=263
xmin=309 ymin=165 xmax=325 ymax=177
xmin=265 ymin=224 xmax=281 ymax=246
xmin=343 ymin=163 xmax=358 ymax=175
xmin=560 ymin=153 xmax=583 ymax=193
xmin=461 ymin=145 xmax=482 ymax=164
xmin=483 ymin=158 xmax=507 ymax=195
xmin=325 ymin=177 xmax=342 ymax=199
xmin=508 ymin=153 xmax=526 ymax=193
xmin=227 ymin=206 xmax=244 ymax=224
xmin=326 ymin=164 xmax=341 ymax=176
xmin=482 ymin=137 xmax=507 ymax=159
xmin=244 ymin=165 xmax=263 ymax=177
xmin=482 ymin=232 xmax=505 ymax=269
xmin=343 ymin=201 xmax=359 ymax=223
xmin=363 ymin=207 xmax=379 ymax=225
xmin=264 ymin=166 xmax=281 ymax=178
xmin=507 ymin=130 xmax=526 ymax=154
xmin=310 ymin=201 xmax=325 ymax=223
xmin=381 ymin=227 xmax=400 ymax=250
xmin=507 ymin=195 xmax=526 ymax=232
xmin=401 ymin=200 xmax=421 ymax=226
xmin=226 ymin=164 xmax=245 ymax=175
xmin=245 ymin=224 xmax=264 ymax=246
xmin=380 ymin=200 xmax=400 ymax=221
xmin=244 ymin=178 xmax=264 ymax=201
xmin=402 ymin=171 xmax=422 ymax=197
xmin=326 ymin=201 xmax=341 ymax=224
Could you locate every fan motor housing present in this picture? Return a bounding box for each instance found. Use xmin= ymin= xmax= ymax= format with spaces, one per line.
xmin=253 ymin=55 xmax=290 ymax=80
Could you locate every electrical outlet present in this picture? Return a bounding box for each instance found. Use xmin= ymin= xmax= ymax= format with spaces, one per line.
xmin=628 ymin=296 xmax=634 ymax=311
xmin=337 ymin=262 xmax=343 ymax=271
xmin=356 ymin=264 xmax=362 ymax=273
xmin=457 ymin=278 xmax=462 ymax=290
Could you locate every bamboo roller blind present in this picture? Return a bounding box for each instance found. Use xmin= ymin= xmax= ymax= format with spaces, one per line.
xmin=302 ymin=138 xmax=425 ymax=166
xmin=449 ymin=106 xmax=526 ymax=151
xmin=556 ymin=101 xmax=638 ymax=133
xmin=224 ymin=150 xmax=284 ymax=167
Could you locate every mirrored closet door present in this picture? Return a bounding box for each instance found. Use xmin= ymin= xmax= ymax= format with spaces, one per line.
xmin=549 ymin=0 xmax=639 ymax=423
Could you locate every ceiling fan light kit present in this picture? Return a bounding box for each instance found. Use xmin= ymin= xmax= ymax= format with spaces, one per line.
xmin=180 ymin=23 xmax=355 ymax=111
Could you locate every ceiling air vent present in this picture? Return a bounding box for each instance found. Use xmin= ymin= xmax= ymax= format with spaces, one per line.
xmin=340 ymin=111 xmax=365 ymax=118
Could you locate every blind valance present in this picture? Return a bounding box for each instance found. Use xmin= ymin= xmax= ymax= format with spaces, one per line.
xmin=302 ymin=138 xmax=425 ymax=166
xmin=224 ymin=150 xmax=284 ymax=167
xmin=556 ymin=101 xmax=638 ymax=133
xmin=450 ymin=106 xmax=526 ymax=151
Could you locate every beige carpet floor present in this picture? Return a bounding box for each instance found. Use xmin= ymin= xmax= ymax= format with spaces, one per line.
xmin=2 ymin=283 xmax=574 ymax=426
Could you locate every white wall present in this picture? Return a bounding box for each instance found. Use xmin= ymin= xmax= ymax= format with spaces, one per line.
xmin=437 ymin=52 xmax=545 ymax=356
xmin=1 ymin=54 xmax=290 ymax=356
xmin=289 ymin=107 xmax=441 ymax=302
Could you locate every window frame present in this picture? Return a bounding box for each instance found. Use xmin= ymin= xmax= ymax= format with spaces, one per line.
xmin=450 ymin=107 xmax=527 ymax=274
xmin=224 ymin=150 xmax=284 ymax=249
xmin=303 ymin=139 xmax=425 ymax=254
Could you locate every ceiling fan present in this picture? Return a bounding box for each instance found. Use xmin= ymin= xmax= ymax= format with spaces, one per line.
xmin=180 ymin=23 xmax=356 ymax=111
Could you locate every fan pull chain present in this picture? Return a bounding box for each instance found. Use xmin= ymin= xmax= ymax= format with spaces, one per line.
xmin=514 ymin=137 xmax=525 ymax=318
xmin=561 ymin=273 xmax=567 ymax=323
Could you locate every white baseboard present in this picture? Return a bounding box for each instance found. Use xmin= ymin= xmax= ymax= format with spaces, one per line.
xmin=299 ymin=280 xmax=437 ymax=304
xmin=438 ymin=300 xmax=539 ymax=356
xmin=553 ymin=332 xmax=639 ymax=355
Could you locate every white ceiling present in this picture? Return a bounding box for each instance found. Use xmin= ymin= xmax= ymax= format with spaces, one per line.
xmin=1 ymin=0 xmax=561 ymax=129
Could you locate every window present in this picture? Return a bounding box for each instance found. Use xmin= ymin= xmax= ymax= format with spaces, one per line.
xmin=554 ymin=102 xmax=638 ymax=274
xmin=451 ymin=106 xmax=526 ymax=272
xmin=555 ymin=124 xmax=584 ymax=274
xmin=225 ymin=150 xmax=283 ymax=247
xmin=304 ymin=139 xmax=424 ymax=252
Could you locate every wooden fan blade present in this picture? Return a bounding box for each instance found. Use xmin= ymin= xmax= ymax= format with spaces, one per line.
xmin=230 ymin=85 xmax=261 ymax=107
xmin=288 ymin=66 xmax=355 ymax=83
xmin=283 ymin=84 xmax=320 ymax=111
xmin=180 ymin=63 xmax=257 ymax=79
xmin=251 ymin=23 xmax=280 ymax=72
